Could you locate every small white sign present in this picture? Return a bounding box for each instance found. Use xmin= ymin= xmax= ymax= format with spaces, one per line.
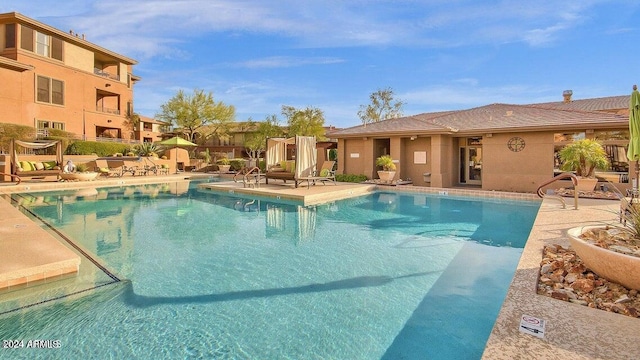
xmin=350 ymin=153 xmax=360 ymax=158
xmin=519 ymin=314 xmax=545 ymax=339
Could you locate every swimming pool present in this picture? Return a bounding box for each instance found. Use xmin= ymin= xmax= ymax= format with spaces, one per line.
xmin=1 ymin=181 xmax=540 ymax=359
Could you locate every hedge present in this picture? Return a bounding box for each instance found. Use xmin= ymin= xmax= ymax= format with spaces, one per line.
xmin=336 ymin=174 xmax=368 ymax=183
xmin=65 ymin=141 xmax=131 ymax=157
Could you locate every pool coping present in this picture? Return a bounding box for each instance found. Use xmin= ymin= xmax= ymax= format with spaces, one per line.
xmin=1 ymin=177 xmax=637 ymax=358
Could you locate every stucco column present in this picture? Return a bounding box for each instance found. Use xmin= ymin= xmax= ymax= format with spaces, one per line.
xmin=429 ymin=135 xmax=454 ymax=188
xmin=390 ymin=137 xmax=402 ymax=181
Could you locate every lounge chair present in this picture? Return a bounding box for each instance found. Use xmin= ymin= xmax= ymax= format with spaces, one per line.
xmin=95 ymin=159 xmax=123 ymax=177
xmin=300 ymin=161 xmax=336 ymax=188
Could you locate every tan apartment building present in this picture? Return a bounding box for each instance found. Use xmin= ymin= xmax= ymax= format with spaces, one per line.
xmin=0 ymin=12 xmax=140 ymax=142
xmin=329 ymin=92 xmax=631 ymax=193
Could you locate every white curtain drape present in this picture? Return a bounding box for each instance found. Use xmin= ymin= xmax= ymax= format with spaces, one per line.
xmin=294 ymin=136 xmax=317 ymax=178
xmin=266 ymin=138 xmax=288 ymax=168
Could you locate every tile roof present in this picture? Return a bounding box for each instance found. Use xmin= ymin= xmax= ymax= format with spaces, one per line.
xmin=329 ymin=95 xmax=630 ymax=138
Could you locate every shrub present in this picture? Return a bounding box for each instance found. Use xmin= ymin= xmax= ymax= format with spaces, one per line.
xmin=65 ymin=141 xmax=129 ymax=157
xmin=229 ymin=159 xmax=244 ymax=171
xmin=75 ymin=163 xmax=90 ymax=173
xmin=135 ymin=142 xmax=159 ymax=157
xmin=336 ymin=174 xmax=368 ymax=183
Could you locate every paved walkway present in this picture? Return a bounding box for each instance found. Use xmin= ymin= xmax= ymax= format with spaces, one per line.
xmin=482 ymin=197 xmax=640 ymax=360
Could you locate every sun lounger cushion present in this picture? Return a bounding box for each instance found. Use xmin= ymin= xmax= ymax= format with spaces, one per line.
xmin=320 ymin=168 xmax=330 ymax=177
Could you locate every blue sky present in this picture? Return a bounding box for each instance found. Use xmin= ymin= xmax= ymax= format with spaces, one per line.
xmin=3 ymin=1 xmax=639 ymax=128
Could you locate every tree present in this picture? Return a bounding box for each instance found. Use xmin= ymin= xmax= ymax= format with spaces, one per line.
xmin=156 ymin=89 xmax=235 ymax=143
xmin=357 ymin=87 xmax=405 ymax=125
xmin=244 ymin=115 xmax=284 ymax=162
xmin=281 ymin=105 xmax=326 ymax=139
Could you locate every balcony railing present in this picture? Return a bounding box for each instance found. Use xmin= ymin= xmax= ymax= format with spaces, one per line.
xmin=96 ymin=106 xmax=121 ymax=115
xmin=94 ymin=68 xmax=120 ymax=81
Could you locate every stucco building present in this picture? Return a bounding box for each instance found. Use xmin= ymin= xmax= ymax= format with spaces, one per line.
xmin=329 ymin=92 xmax=631 ymax=193
xmin=0 ymin=12 xmax=139 ymax=141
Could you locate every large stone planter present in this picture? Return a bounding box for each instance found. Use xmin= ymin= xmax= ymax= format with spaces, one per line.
xmin=218 ymin=165 xmax=231 ymax=173
xmin=59 ymin=172 xmax=99 ymax=181
xmin=568 ymin=226 xmax=640 ymax=290
xmin=377 ymin=170 xmax=396 ymax=183
xmin=575 ymin=177 xmax=598 ymax=192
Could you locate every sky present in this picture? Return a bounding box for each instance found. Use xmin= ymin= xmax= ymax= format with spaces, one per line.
xmin=3 ymin=1 xmax=640 ymax=129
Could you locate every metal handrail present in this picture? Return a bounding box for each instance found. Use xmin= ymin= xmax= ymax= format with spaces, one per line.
xmin=0 ymin=172 xmax=22 ymax=185
xmin=536 ymin=172 xmax=579 ymax=209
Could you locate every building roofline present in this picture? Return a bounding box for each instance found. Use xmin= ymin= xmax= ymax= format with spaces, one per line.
xmin=0 ymin=56 xmax=33 ymax=71
xmin=0 ymin=12 xmax=138 ymax=65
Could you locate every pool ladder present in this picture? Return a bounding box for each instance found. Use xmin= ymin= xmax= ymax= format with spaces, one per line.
xmin=0 ymin=171 xmax=21 ymax=185
xmin=536 ymin=172 xmax=579 ymax=209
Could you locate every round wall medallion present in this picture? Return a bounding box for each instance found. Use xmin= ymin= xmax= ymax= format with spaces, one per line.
xmin=507 ymin=137 xmax=525 ymax=152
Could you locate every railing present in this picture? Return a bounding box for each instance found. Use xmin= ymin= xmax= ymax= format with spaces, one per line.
xmin=96 ymin=106 xmax=121 ymax=115
xmin=233 ymin=166 xmax=263 ymax=188
xmin=0 ymin=172 xmax=21 ymax=185
xmin=537 ymin=172 xmax=579 ymax=209
xmin=93 ymin=68 xmax=120 ymax=81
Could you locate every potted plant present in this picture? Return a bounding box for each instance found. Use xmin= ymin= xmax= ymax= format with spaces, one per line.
xmin=567 ymin=201 xmax=640 ymax=291
xmin=376 ymin=154 xmax=396 ymax=183
xmin=60 ymin=162 xmax=99 ymax=181
xmin=558 ymin=139 xmax=609 ymax=191
xmin=217 ymin=157 xmax=231 ymax=173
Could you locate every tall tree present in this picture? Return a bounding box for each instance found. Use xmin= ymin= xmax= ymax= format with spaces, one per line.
xmin=281 ymin=105 xmax=326 ymax=139
xmin=357 ymin=87 xmax=405 ymax=125
xmin=156 ymin=89 xmax=235 ymax=143
xmin=244 ymin=115 xmax=284 ymax=162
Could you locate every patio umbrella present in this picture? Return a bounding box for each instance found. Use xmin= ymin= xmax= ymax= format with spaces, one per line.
xmin=628 ymin=85 xmax=640 ymax=192
xmin=159 ymin=136 xmax=197 ymax=173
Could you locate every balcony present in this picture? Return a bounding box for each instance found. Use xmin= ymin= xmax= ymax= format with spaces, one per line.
xmin=94 ymin=68 xmax=120 ymax=81
xmin=96 ymin=106 xmax=120 ymax=115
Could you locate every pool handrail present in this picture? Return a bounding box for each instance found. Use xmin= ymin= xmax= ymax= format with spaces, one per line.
xmin=0 ymin=171 xmax=21 ymax=185
xmin=537 ymin=172 xmax=578 ymax=209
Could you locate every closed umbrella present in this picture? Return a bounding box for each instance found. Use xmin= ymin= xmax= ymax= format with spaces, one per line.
xmin=159 ymin=136 xmax=197 ymax=173
xmin=627 ymin=85 xmax=640 ymax=192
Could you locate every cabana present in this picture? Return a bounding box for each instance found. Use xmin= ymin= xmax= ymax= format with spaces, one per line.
xmin=264 ymin=136 xmax=317 ymax=188
xmin=9 ymin=139 xmax=63 ymax=180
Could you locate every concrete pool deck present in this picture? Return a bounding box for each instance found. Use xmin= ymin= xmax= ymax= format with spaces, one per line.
xmin=1 ymin=175 xmax=639 ymax=358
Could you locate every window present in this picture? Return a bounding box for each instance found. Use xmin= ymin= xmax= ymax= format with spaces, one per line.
xmin=20 ymin=25 xmax=63 ymax=61
xmin=36 ymin=75 xmax=64 ymax=105
xmin=36 ymin=31 xmax=49 ymax=56
xmin=37 ymin=120 xmax=65 ymax=131
xmin=21 ymin=25 xmax=33 ymax=51
xmin=5 ymin=24 xmax=16 ymax=48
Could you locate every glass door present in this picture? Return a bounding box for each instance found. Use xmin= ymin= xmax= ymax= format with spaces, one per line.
xmin=459 ymin=138 xmax=482 ymax=185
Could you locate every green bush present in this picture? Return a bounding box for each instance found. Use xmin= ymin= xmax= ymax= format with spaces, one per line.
xmin=229 ymin=159 xmax=245 ymax=171
xmin=336 ymin=174 xmax=368 ymax=183
xmin=65 ymin=141 xmax=129 ymax=157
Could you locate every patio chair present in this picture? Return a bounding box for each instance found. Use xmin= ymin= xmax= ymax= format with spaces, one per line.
xmin=314 ymin=161 xmax=336 ymax=185
xmin=301 ymin=161 xmax=336 ymax=188
xmin=95 ymin=159 xmax=122 ymax=177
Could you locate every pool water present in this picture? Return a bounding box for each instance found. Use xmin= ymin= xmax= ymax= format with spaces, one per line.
xmin=1 ymin=181 xmax=540 ymax=359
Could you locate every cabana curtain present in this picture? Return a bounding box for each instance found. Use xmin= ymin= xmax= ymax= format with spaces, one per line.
xmin=295 ymin=136 xmax=316 ymax=178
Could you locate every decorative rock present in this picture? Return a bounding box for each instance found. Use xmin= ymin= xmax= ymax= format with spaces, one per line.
xmin=538 ymin=244 xmax=640 ymax=318
xmin=572 ymin=279 xmax=595 ymax=293
xmin=615 ymin=295 xmax=632 ymax=304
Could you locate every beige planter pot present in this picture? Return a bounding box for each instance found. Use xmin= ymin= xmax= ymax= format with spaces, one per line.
xmin=575 ymin=177 xmax=598 ymax=192
xmin=568 ymin=226 xmax=640 ymax=290
xmin=218 ymin=165 xmax=231 ymax=173
xmin=60 ymin=172 xmax=99 ymax=181
xmin=377 ymin=170 xmax=396 ymax=183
